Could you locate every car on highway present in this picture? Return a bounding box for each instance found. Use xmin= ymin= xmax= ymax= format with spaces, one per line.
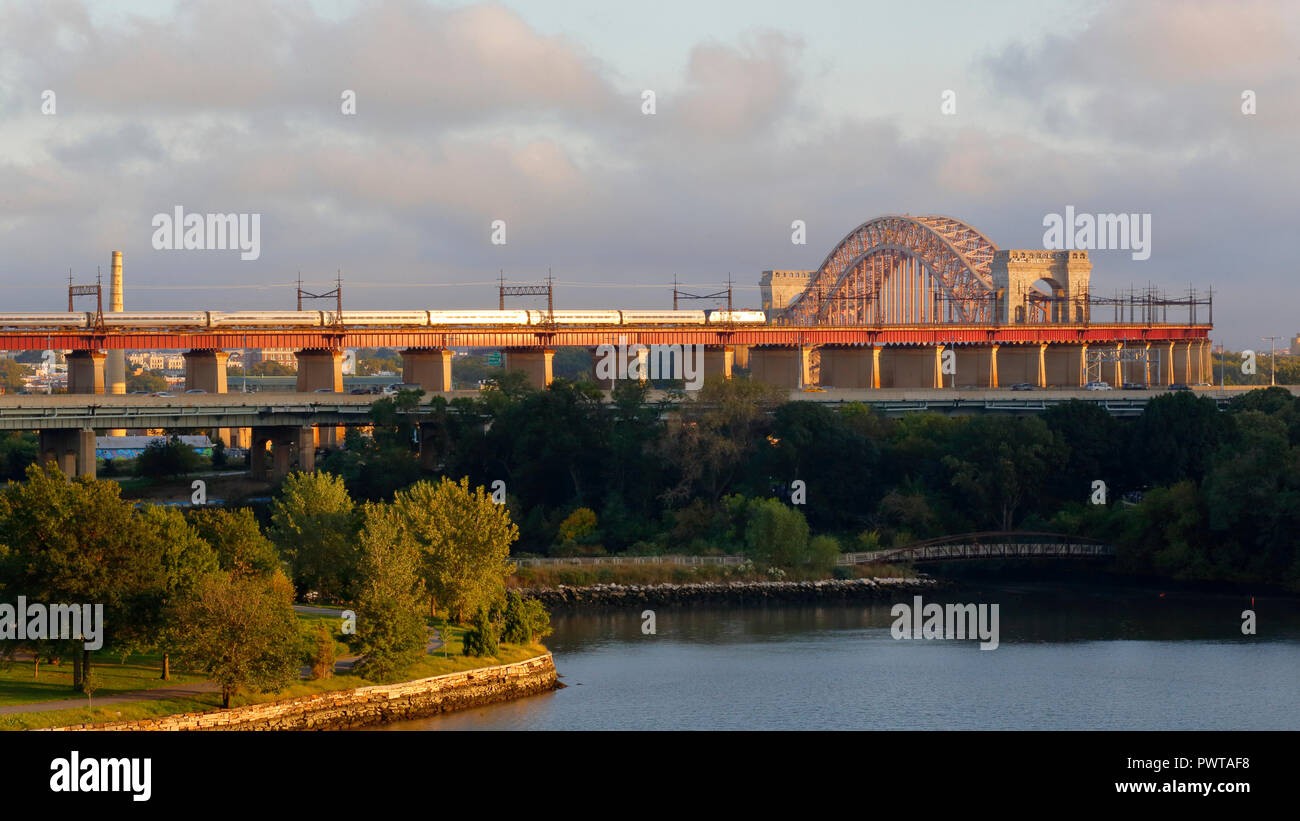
xmin=1121 ymin=382 xmax=1147 ymax=390
xmin=184 ymin=389 xmax=207 ymax=394
xmin=313 ymin=388 xmax=336 ymax=393
xmin=1009 ymin=383 xmax=1035 ymax=391
xmin=1083 ymin=381 xmax=1112 ymax=391
xmin=147 ymin=391 xmax=174 ymax=397
xmin=1169 ymin=383 xmax=1192 ymax=391
xmin=384 ymin=383 xmax=424 ymax=394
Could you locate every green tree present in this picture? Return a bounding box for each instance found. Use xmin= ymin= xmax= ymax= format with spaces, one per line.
xmin=394 ymin=477 xmax=518 ymax=623
xmin=136 ymin=435 xmax=201 ymax=479
xmin=743 ymin=498 xmax=810 ymax=568
xmin=461 ymin=606 xmax=499 ymax=657
xmin=248 ymin=360 xmax=295 ymax=376
xmin=557 ymin=507 xmax=597 ymax=544
xmin=0 ymin=464 xmax=166 ymax=690
xmin=0 ymin=432 xmax=37 ymax=481
xmin=808 ymin=534 xmax=842 ymax=572
xmin=661 ymin=377 xmax=787 ymax=504
xmin=350 ymin=501 xmax=428 ymax=681
xmin=941 ymin=416 xmax=1059 ymax=531
xmin=501 ymin=591 xmax=552 ymax=645
xmin=169 ymin=570 xmax=302 ymax=708
xmin=131 ymin=505 xmax=220 ymax=679
xmin=0 ymin=358 xmax=31 ymax=391
xmin=268 ymin=471 xmax=359 ymax=600
xmin=309 ymin=622 xmax=336 ymax=680
xmin=126 ymin=369 xmax=169 ymax=393
xmin=186 ymin=507 xmax=282 ymax=579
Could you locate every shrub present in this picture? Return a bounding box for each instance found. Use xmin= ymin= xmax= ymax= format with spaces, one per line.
xmin=309 ymin=622 xmax=336 ymax=680
xmin=461 ymin=606 xmax=500 ymax=657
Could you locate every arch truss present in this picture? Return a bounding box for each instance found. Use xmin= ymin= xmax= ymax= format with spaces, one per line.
xmin=781 ymin=215 xmax=999 ymax=325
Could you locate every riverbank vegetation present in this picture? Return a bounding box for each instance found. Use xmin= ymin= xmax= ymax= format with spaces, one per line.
xmin=0 ymin=465 xmax=545 ymax=715
xmin=314 ymin=378 xmax=1300 ymax=590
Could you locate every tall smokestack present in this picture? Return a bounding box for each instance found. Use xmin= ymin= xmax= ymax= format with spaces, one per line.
xmin=107 ymin=250 xmax=126 ymax=397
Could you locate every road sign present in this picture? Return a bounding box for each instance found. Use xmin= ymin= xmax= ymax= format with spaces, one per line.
xmin=486 ymin=352 xmax=502 ymax=367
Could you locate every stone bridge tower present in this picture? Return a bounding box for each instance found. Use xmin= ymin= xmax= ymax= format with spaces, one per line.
xmin=991 ymin=250 xmax=1092 ymax=323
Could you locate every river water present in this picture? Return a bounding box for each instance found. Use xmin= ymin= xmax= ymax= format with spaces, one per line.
xmin=383 ymin=582 xmax=1300 ymax=730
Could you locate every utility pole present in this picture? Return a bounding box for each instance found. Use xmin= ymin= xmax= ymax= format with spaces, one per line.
xmin=1263 ymin=336 xmax=1282 ymax=386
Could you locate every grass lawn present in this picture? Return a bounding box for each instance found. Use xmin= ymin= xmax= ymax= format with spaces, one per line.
xmin=0 ymin=652 xmax=206 ymax=708
xmin=0 ymin=616 xmax=548 ymax=730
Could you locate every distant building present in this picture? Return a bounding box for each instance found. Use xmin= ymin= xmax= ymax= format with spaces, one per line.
xmin=245 ymin=349 xmax=298 ymax=369
xmin=760 ymin=270 xmax=814 ymax=313
xmin=126 ymin=351 xmax=185 ymax=371
xmin=1291 ymin=334 xmax=1300 ymax=356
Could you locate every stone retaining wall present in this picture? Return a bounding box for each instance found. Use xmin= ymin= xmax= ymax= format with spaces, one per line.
xmin=521 ymin=577 xmax=946 ymax=608
xmin=44 ymin=653 xmax=558 ymax=731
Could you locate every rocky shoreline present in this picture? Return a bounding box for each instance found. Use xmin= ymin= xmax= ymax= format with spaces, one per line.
xmin=518 ymin=576 xmax=947 ymax=608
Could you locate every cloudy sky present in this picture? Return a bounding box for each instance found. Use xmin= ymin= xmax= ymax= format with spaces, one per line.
xmin=0 ymin=0 xmax=1296 ymax=348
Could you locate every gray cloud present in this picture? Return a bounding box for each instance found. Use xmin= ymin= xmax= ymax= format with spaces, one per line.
xmin=0 ymin=0 xmax=1294 ymax=348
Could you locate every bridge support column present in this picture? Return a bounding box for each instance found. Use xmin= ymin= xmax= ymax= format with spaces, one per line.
xmin=505 ymin=348 xmax=554 ymax=388
xmin=818 ymin=345 xmax=872 ymax=389
xmin=1112 ymin=343 xmax=1124 ymax=388
xmin=702 ymin=346 xmax=734 ymax=381
xmin=184 ymin=350 xmax=230 ymax=394
xmin=38 ymin=428 xmax=97 ymax=479
xmin=1171 ymin=341 xmax=1194 ymax=384
xmin=1044 ymin=344 xmax=1086 ymax=387
xmin=749 ymin=346 xmax=812 ymax=389
xmin=872 ymin=346 xmax=881 ymax=389
xmin=401 ymin=348 xmax=452 ymax=393
xmin=952 ymin=346 xmax=997 ymax=388
xmin=296 ymin=349 xmax=343 ymax=393
xmin=1038 ymin=343 xmax=1047 ymax=387
xmin=733 ymin=345 xmax=750 ymax=370
xmin=296 ymin=349 xmax=343 ymax=447
xmin=67 ymin=351 xmax=107 ymax=395
xmin=995 ymin=344 xmax=1038 ymax=387
xmin=877 ymin=347 xmax=936 ymax=388
xmin=250 ymin=426 xmax=314 ymax=481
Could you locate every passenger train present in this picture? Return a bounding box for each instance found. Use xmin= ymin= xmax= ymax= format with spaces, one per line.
xmin=0 ymin=309 xmax=767 ymax=330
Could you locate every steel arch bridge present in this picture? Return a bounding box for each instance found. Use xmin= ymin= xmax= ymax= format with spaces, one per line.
xmin=780 ymin=215 xmax=999 ymax=326
xmin=840 ymin=532 xmax=1115 ymax=565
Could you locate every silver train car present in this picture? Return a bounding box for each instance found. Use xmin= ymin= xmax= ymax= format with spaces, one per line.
xmin=0 ymin=308 xmax=768 ymax=330
xmin=0 ymin=312 xmax=89 ymax=329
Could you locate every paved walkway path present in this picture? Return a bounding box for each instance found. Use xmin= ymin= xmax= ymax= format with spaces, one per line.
xmin=0 ymin=607 xmax=444 ymax=716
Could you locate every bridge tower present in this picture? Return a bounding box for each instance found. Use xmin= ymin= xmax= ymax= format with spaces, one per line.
xmin=991 ymin=250 xmax=1092 ymax=323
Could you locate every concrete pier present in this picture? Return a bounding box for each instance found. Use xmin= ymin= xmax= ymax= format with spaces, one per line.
xmin=66 ymin=351 xmax=107 ymax=395
xmin=401 ymin=348 xmax=453 ymax=393
xmin=39 ymin=428 xmax=97 ymax=479
xmin=505 ymin=348 xmax=554 ymax=388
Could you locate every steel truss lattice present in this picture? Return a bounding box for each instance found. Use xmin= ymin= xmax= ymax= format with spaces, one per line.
xmin=780 ymin=215 xmax=998 ymax=325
